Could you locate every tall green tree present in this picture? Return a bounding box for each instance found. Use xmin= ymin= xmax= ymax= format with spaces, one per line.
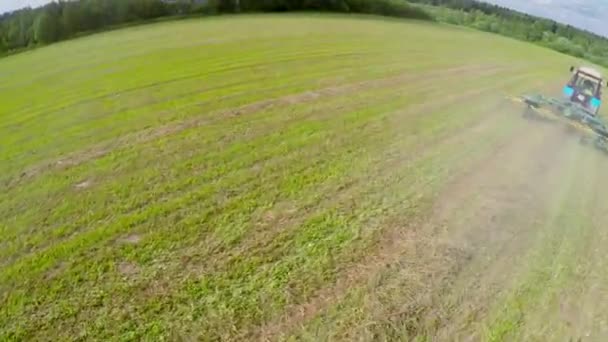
xmin=0 ymin=27 xmax=7 ymax=53
xmin=61 ymin=2 xmax=83 ymax=35
xmin=34 ymin=11 xmax=60 ymax=44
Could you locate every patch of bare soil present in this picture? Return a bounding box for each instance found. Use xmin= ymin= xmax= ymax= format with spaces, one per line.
xmin=118 ymin=261 xmax=140 ymax=277
xmin=117 ymin=234 xmax=142 ymax=245
xmin=44 ymin=261 xmax=68 ymax=281
xmin=74 ymin=180 xmax=92 ymax=189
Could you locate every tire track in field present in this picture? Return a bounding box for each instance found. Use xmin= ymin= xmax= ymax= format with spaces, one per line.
xmin=0 ymin=72 xmax=531 ymax=339
xmin=554 ymin=159 xmax=608 ymax=340
xmin=112 ymin=85 xmax=521 ymax=288
xmin=174 ymin=78 xmax=552 ymax=266
xmin=250 ymin=96 xmax=565 ymax=341
xmin=0 ymin=65 xmax=518 ymax=257
xmin=0 ymin=68 xmax=528 ymax=269
xmin=565 ymin=155 xmax=608 ymax=338
xmin=165 ymin=97 xmax=527 ymax=342
xmin=414 ymin=123 xmax=583 ymax=340
xmin=515 ymin=150 xmax=608 ymax=341
xmin=472 ymin=145 xmax=608 ymax=341
xmin=168 ymin=94 xmax=519 ymax=280
xmin=0 ymin=72 xmax=530 ymax=302
xmin=362 ymin=121 xmax=588 ymax=341
xmin=163 ymin=81 xmax=543 ymax=268
xmin=1 ymin=52 xmax=370 ymax=128
xmin=2 ymin=63 xmax=512 ymax=190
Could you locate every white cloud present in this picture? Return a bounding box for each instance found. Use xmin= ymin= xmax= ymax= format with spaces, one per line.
xmin=0 ymin=0 xmax=52 ymax=14
xmin=2 ymin=0 xmax=607 ymax=37
xmin=485 ymin=0 xmax=608 ymax=36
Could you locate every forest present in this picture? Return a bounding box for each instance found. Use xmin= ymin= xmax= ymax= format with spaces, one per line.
xmin=1 ymin=0 xmax=608 ymax=68
xmin=0 ymin=0 xmax=430 ymax=52
xmin=409 ymin=0 xmax=608 ymax=68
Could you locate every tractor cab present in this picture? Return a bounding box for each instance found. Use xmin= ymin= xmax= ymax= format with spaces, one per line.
xmin=564 ymin=66 xmax=604 ymax=116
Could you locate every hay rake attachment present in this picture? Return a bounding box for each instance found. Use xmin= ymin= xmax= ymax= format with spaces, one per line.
xmin=508 ymin=66 xmax=608 ymax=155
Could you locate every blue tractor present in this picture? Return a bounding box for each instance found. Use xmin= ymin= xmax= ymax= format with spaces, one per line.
xmin=563 ymin=66 xmax=603 ymax=116
xmin=512 ymin=66 xmax=608 ymax=153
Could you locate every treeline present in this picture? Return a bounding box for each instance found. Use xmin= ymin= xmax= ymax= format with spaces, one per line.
xmin=0 ymin=0 xmax=431 ymax=53
xmin=2 ymin=0 xmax=608 ymax=68
xmin=232 ymin=0 xmax=430 ymax=18
xmin=408 ymin=0 xmax=608 ymax=67
xmin=0 ymin=0 xmax=209 ymax=51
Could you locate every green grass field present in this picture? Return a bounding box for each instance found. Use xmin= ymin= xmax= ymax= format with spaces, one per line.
xmin=2 ymin=14 xmax=608 ymax=341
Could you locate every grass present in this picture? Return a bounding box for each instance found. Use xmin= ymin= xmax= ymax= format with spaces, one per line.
xmin=1 ymin=13 xmax=606 ymax=341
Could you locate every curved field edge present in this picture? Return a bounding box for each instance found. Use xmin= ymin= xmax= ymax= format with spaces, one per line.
xmin=1 ymin=14 xmax=608 ymax=341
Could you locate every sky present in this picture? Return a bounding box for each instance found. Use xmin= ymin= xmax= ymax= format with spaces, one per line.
xmin=482 ymin=0 xmax=608 ymax=36
xmin=1 ymin=0 xmax=607 ymax=36
xmin=0 ymin=0 xmax=51 ymax=14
